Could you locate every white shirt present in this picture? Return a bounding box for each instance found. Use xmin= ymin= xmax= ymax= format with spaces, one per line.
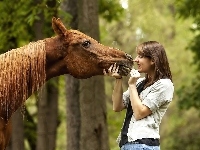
xmin=117 ymin=77 xmax=174 ymax=144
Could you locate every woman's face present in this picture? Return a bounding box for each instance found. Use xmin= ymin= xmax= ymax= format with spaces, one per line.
xmin=134 ymin=54 xmax=155 ymax=75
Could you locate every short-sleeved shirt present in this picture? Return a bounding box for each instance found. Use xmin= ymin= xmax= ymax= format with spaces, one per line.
xmin=117 ymin=77 xmax=174 ymax=146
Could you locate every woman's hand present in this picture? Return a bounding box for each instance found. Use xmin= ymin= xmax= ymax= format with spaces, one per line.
xmin=103 ymin=63 xmax=122 ymax=79
xmin=128 ymin=77 xmax=137 ymax=85
xmin=128 ymin=69 xmax=140 ymax=85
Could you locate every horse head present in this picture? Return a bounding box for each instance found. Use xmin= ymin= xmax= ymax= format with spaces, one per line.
xmin=45 ymin=17 xmax=133 ymax=79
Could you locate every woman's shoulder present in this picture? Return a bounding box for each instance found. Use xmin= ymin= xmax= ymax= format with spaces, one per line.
xmin=157 ymin=78 xmax=173 ymax=86
xmin=154 ymin=78 xmax=174 ymax=90
xmin=136 ymin=78 xmax=174 ymax=90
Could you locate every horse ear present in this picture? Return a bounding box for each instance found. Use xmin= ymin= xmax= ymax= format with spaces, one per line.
xmin=52 ymin=17 xmax=68 ymax=36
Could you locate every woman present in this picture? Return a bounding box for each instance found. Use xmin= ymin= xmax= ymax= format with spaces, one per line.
xmin=104 ymin=41 xmax=174 ymax=150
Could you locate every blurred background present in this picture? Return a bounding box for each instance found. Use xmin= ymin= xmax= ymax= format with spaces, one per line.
xmin=0 ymin=0 xmax=200 ymax=150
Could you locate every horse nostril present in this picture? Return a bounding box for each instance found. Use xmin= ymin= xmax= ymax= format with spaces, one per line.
xmin=125 ymin=53 xmax=133 ymax=61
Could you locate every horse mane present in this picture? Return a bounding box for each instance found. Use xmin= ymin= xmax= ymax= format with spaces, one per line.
xmin=0 ymin=40 xmax=46 ymax=120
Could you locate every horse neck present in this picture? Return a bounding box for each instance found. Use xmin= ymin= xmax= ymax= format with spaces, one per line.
xmin=0 ymin=40 xmax=46 ymax=121
xmin=44 ymin=36 xmax=69 ymax=80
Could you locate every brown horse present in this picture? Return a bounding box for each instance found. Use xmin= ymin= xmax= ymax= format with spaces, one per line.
xmin=0 ymin=17 xmax=133 ymax=149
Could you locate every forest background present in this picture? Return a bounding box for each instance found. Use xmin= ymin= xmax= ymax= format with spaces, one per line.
xmin=0 ymin=0 xmax=200 ymax=150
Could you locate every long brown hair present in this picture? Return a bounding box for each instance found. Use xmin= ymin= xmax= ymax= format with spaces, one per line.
xmin=136 ymin=41 xmax=172 ymax=87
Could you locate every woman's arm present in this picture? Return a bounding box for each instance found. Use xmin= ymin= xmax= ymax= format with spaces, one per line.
xmin=112 ymin=78 xmax=125 ymax=112
xmin=128 ymin=77 xmax=152 ymax=120
xmin=103 ymin=63 xmax=126 ymax=112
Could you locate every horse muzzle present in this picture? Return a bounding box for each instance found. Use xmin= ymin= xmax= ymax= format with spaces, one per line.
xmin=117 ymin=53 xmax=134 ymax=76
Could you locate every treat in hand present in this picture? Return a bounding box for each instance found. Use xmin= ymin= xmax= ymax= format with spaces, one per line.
xmin=130 ymin=69 xmax=141 ymax=78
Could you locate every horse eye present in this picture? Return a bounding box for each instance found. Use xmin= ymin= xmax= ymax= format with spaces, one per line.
xmin=82 ymin=40 xmax=91 ymax=48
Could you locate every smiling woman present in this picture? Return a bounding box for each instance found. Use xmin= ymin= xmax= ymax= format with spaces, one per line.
xmin=105 ymin=41 xmax=174 ymax=150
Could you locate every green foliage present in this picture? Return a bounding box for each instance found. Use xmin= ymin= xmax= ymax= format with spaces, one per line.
xmin=176 ymin=0 xmax=200 ymax=19
xmin=99 ymin=0 xmax=124 ymax=22
xmin=0 ymin=0 xmax=122 ymax=54
xmin=177 ymin=74 xmax=200 ymax=112
xmin=161 ymin=108 xmax=200 ymax=150
xmin=175 ymin=0 xmax=200 ymax=113
xmin=176 ymin=0 xmax=200 ymax=67
xmin=0 ymin=0 xmax=60 ymax=54
xmin=0 ymin=0 xmax=33 ymax=52
xmin=107 ymin=101 xmax=125 ymax=150
xmin=189 ymin=33 xmax=200 ymax=68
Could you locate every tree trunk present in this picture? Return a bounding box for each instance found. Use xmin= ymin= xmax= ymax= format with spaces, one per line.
xmin=65 ymin=76 xmax=81 ymax=150
xmin=36 ymin=84 xmax=48 ymax=150
xmin=35 ymin=0 xmax=58 ymax=149
xmin=5 ymin=140 xmax=11 ymax=150
xmin=34 ymin=2 xmax=47 ymax=149
xmin=44 ymin=0 xmax=59 ymax=148
xmin=11 ymin=109 xmax=24 ymax=150
xmin=78 ymin=0 xmax=109 ymax=149
xmin=36 ymin=80 xmax=59 ymax=150
xmin=60 ymin=1 xmax=81 ymax=150
xmin=47 ymin=79 xmax=59 ymax=149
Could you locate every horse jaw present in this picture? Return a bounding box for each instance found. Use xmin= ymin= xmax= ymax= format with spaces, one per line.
xmin=62 ymin=48 xmax=133 ymax=79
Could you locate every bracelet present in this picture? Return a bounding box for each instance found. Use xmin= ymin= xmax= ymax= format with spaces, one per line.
xmin=116 ymin=77 xmax=122 ymax=79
